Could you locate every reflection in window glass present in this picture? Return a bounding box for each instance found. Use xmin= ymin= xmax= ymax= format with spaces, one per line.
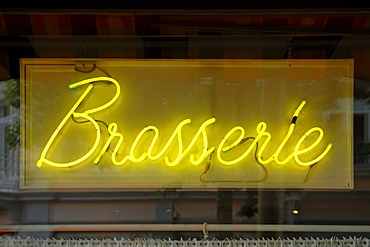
xmin=0 ymin=9 xmax=370 ymax=240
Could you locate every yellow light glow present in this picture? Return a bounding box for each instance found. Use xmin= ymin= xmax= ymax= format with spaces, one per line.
xmin=37 ymin=77 xmax=120 ymax=168
xmin=220 ymin=126 xmax=245 ymax=153
xmin=21 ymin=58 xmax=353 ymax=191
xmin=175 ymin=118 xmax=216 ymax=166
xmin=162 ymin=119 xmax=191 ymax=166
xmin=294 ymin=127 xmax=333 ymax=167
xmin=255 ymin=122 xmax=273 ymax=164
xmin=94 ymin=123 xmax=119 ymax=164
xmin=217 ymin=123 xmax=270 ymax=166
xmin=216 ymin=100 xmax=332 ymax=167
xmin=273 ymin=100 xmax=306 ymax=165
xmin=98 ymin=118 xmax=216 ymax=167
xmin=129 ymin=119 xmax=192 ymax=166
xmin=109 ymin=123 xmax=130 ymax=166
xmin=37 ymin=84 xmax=98 ymax=168
xmin=37 ymin=77 xmax=332 ymax=173
xmin=68 ymin=77 xmax=121 ymax=115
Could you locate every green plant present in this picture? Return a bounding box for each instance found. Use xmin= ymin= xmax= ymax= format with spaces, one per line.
xmin=3 ymin=78 xmax=20 ymax=149
xmin=4 ymin=79 xmax=20 ymax=109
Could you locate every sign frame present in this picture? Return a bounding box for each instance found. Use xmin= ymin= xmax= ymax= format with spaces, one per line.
xmin=20 ymin=58 xmax=354 ymax=191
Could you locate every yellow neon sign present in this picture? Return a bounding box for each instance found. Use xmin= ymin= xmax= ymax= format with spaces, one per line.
xmin=215 ymin=100 xmax=332 ymax=166
xmin=37 ymin=77 xmax=121 ymax=168
xmin=36 ymin=77 xmax=333 ymax=172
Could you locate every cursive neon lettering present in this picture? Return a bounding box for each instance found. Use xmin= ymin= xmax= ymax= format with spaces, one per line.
xmin=273 ymin=100 xmax=306 ymax=165
xmin=217 ymin=122 xmax=272 ymax=166
xmin=37 ymin=77 xmax=120 ymax=168
xmin=188 ymin=118 xmax=216 ymax=165
xmin=37 ymin=84 xmax=98 ymax=168
xmin=37 ymin=77 xmax=333 ymax=174
xmin=94 ymin=123 xmax=119 ymax=164
xmin=294 ymin=127 xmax=333 ymax=167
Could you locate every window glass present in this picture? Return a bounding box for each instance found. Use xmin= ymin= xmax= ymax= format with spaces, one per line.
xmin=0 ymin=8 xmax=369 ymax=240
